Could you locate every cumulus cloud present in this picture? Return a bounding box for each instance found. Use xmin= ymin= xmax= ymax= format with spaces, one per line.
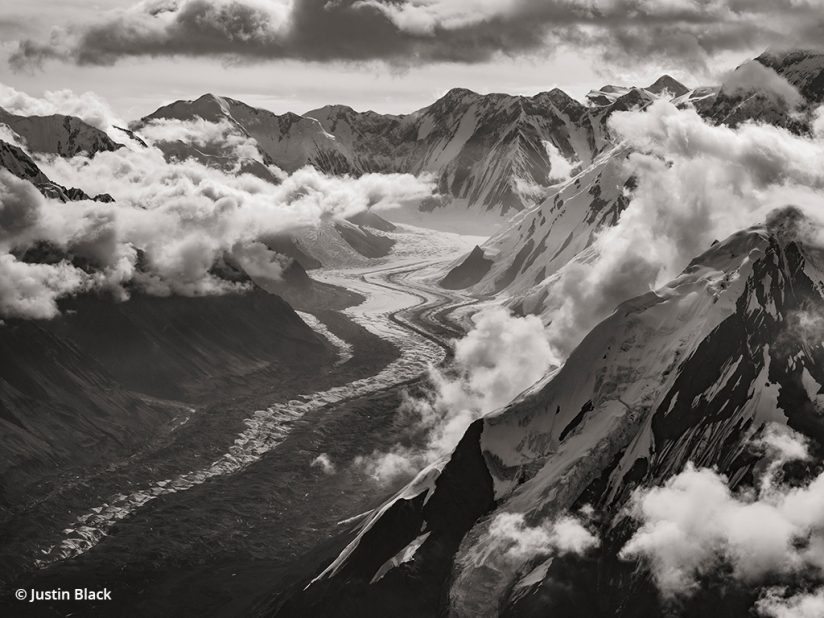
xmin=619 ymin=424 xmax=824 ymax=599
xmin=488 ymin=510 xmax=599 ymax=562
xmin=139 ymin=117 xmax=266 ymax=162
xmin=757 ymin=422 xmax=812 ymax=470
xmin=353 ymin=0 xmax=520 ymax=35
xmin=8 ymin=0 xmax=824 ymax=72
xmin=784 ymin=309 xmax=824 ymax=350
xmin=311 ymin=453 xmax=337 ymax=475
xmin=544 ymin=140 xmax=574 ymax=183
xmin=0 ymin=169 xmax=43 ymax=239
xmin=0 ymin=253 xmax=95 ymax=320
xmin=758 ymin=587 xmax=824 ymax=618
xmin=720 ymin=60 xmax=804 ymax=108
xmin=813 ymin=106 xmax=824 ymax=138
xmin=536 ymin=99 xmax=824 ymax=361
xmin=356 ymin=307 xmax=554 ymax=483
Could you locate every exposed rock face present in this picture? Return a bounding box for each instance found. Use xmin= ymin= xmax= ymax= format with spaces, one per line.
xmin=645 ymin=75 xmax=690 ymax=97
xmin=440 ymin=245 xmax=494 ymax=290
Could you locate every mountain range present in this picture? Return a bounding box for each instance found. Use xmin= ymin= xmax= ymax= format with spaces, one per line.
xmin=3 ymin=46 xmax=824 ymax=618
xmin=262 ymin=50 xmax=824 ymax=617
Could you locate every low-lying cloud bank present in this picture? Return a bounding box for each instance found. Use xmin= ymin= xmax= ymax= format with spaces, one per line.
xmin=0 ymin=96 xmax=435 ymax=319
xmin=9 ymin=0 xmax=824 ymax=72
xmin=538 ymin=99 xmax=824 ymax=364
xmin=356 ymin=307 xmax=554 ymax=483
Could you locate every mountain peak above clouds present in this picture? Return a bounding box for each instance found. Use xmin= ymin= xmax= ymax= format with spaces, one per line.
xmin=646 ymin=74 xmax=690 ymax=97
xmin=141 ymin=92 xmax=232 ymax=123
xmin=586 ymin=79 xmax=688 ymax=107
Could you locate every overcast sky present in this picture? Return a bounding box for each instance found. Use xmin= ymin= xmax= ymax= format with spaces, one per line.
xmin=1 ymin=0 xmax=822 ymax=121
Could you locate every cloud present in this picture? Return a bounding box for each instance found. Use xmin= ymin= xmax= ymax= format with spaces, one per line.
xmin=0 ymin=253 xmax=95 ymax=320
xmin=356 ymin=307 xmax=554 ymax=483
xmin=813 ymin=106 xmax=824 ymax=138
xmin=784 ymin=308 xmax=824 ymax=351
xmin=353 ymin=0 xmax=521 ymax=35
xmin=720 ymin=60 xmax=804 ymax=108
xmin=534 ymin=99 xmax=824 ymax=361
xmin=0 ymin=168 xmax=41 ymax=239
xmin=139 ymin=117 xmax=268 ymax=162
xmin=544 ymin=140 xmax=574 ymax=183
xmin=488 ymin=511 xmax=599 ymax=562
xmin=619 ymin=424 xmax=824 ymax=598
xmin=311 ymin=453 xmax=337 ymax=475
xmin=756 ymin=422 xmax=812 ymax=471
xmin=8 ymin=0 xmax=824 ymax=72
xmin=757 ymin=587 xmax=824 ymax=618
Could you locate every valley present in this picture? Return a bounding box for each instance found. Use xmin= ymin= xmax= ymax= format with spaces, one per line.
xmin=1 ymin=225 xmax=484 ymax=617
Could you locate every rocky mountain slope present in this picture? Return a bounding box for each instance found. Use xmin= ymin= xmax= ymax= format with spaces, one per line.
xmin=272 ymin=208 xmax=824 ymax=617
xmin=0 ymin=107 xmax=121 ymax=157
xmin=446 ymin=145 xmax=632 ymax=304
xmin=0 ymin=284 xmax=334 ymax=517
